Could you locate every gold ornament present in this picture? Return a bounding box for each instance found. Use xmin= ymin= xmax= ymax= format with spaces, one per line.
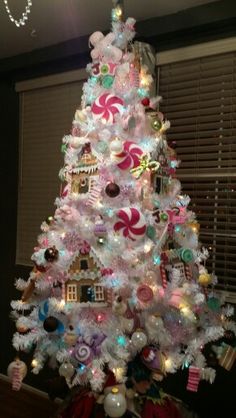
xmin=198 ymin=273 xmax=212 ymax=286
xmin=188 ymin=221 xmax=200 ymax=233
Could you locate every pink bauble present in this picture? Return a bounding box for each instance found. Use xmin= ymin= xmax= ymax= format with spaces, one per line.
xmin=169 ymin=288 xmax=185 ymax=308
xmin=137 ymin=284 xmax=154 ymax=303
xmin=114 ymin=207 xmax=146 ymax=240
xmin=91 ymin=93 xmax=123 ymax=124
xmin=116 ymin=141 xmax=143 ymax=170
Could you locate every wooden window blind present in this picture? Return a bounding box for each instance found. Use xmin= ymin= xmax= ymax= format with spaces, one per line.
xmin=158 ymin=52 xmax=236 ymax=292
xmin=16 ymin=78 xmax=85 ymax=265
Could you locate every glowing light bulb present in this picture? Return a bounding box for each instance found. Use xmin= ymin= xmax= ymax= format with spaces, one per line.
xmin=165 ymin=358 xmax=172 ymax=370
xmin=112 ymin=367 xmax=125 ymax=380
xmin=31 ymin=359 xmax=38 ymax=367
xmin=58 ymin=299 xmax=65 ymax=309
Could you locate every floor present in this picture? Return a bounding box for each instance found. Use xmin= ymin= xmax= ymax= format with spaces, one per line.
xmin=0 ymin=379 xmax=58 ymax=418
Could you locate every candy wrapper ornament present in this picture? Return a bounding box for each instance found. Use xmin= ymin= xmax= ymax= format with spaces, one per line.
xmin=219 ymin=344 xmax=236 ymax=371
xmin=7 ymin=359 xmax=27 ymax=391
xmin=186 ymin=366 xmax=200 ymax=392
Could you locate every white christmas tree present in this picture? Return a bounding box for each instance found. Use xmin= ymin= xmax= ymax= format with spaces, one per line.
xmin=9 ymin=2 xmax=236 ymax=417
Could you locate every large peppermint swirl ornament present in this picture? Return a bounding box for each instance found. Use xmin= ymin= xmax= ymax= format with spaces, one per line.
xmin=115 ymin=141 xmax=144 ymax=170
xmin=91 ymin=93 xmax=124 ymax=124
xmin=74 ymin=344 xmax=93 ymax=365
xmin=114 ymin=207 xmax=146 ymax=240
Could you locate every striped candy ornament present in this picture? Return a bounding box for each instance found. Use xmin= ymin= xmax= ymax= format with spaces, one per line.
xmin=7 ymin=360 xmax=27 ymax=391
xmin=187 ymin=366 xmax=200 ymax=392
xmin=12 ymin=363 xmax=22 ymax=391
xmin=160 ymin=263 xmax=168 ymax=289
xmin=184 ymin=264 xmax=192 ymax=281
xmin=87 ymin=179 xmax=102 ymax=206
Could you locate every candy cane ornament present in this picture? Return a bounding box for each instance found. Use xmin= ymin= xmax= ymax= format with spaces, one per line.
xmin=114 ymin=207 xmax=146 ymax=240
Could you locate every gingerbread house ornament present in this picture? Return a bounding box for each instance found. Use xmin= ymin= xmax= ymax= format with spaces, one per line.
xmin=64 ymin=246 xmax=108 ymax=306
xmin=70 ymin=143 xmax=98 ymax=195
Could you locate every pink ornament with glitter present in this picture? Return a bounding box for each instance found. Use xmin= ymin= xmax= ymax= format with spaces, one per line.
xmin=91 ymin=93 xmax=123 ymax=124
xmin=115 ymin=141 xmax=144 ymax=170
xmin=79 ymin=240 xmax=91 ymax=255
xmin=137 ymin=284 xmax=154 ymax=303
xmin=114 ymin=207 xmax=146 ymax=240
xmin=169 ymin=288 xmax=185 ymax=309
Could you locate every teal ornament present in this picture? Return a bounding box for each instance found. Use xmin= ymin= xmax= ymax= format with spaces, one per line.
xmin=96 ymin=140 xmax=108 ymax=153
xmin=61 ymin=144 xmax=67 ymax=153
xmin=153 ymin=199 xmax=160 ymax=208
xmin=146 ymin=225 xmax=156 ymax=241
xmin=207 ymin=297 xmax=221 ymax=312
xmin=102 ymin=75 xmax=114 ymax=89
xmin=180 ymin=248 xmax=193 ymax=263
xmin=117 ymin=335 xmax=127 ymax=347
xmin=138 ymin=88 xmax=148 ymax=98
xmin=153 ymin=254 xmax=161 ymax=265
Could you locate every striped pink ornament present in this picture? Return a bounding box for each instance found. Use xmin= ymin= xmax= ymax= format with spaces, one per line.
xmin=116 ymin=141 xmax=144 ymax=170
xmin=114 ymin=207 xmax=146 ymax=240
xmin=187 ymin=366 xmax=201 ymax=392
xmin=91 ymin=93 xmax=123 ymax=124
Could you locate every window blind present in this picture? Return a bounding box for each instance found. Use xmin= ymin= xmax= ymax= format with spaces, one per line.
xmin=16 ymin=79 xmax=85 ymax=265
xmin=158 ymin=52 xmax=236 ymax=292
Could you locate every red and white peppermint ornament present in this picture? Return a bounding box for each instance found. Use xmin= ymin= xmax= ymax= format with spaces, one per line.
xmin=115 ymin=141 xmax=144 ymax=170
xmin=114 ymin=207 xmax=146 ymax=240
xmin=91 ymin=93 xmax=123 ymax=124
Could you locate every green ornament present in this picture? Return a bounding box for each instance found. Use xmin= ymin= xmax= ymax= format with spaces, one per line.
xmin=100 ymin=64 xmax=109 ymax=75
xmin=61 ymin=144 xmax=67 ymax=153
xmin=146 ymin=225 xmax=156 ymax=240
xmin=207 ymin=297 xmax=221 ymax=312
xmin=160 ymin=212 xmax=168 ymax=222
xmin=180 ymin=248 xmax=193 ymax=263
xmin=96 ymin=140 xmax=108 ymax=153
xmin=46 ymin=216 xmax=54 ymax=225
xmin=151 ymin=118 xmax=162 ymax=132
xmin=102 ymin=75 xmax=114 ymax=89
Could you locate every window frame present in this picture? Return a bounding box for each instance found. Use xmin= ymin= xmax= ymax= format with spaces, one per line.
xmin=157 ymin=37 xmax=236 ymax=303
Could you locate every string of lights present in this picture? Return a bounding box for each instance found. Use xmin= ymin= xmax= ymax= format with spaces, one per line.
xmin=3 ymin=0 xmax=32 ymax=27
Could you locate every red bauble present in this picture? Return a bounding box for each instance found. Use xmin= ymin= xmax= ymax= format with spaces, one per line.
xmin=43 ymin=316 xmax=59 ymax=332
xmin=105 ymin=182 xmax=120 ymax=198
xmin=44 ymin=246 xmax=59 ymax=262
xmin=141 ymin=97 xmax=150 ymax=107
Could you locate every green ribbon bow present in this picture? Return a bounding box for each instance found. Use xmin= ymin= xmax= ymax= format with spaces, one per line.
xmin=130 ymin=155 xmax=160 ymax=179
